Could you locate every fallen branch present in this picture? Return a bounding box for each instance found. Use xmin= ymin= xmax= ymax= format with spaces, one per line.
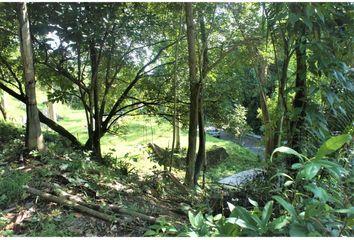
xmin=24 ymin=186 xmax=115 ymax=222
xmin=160 ymin=171 xmax=189 ymax=194
xmin=40 ymin=182 xmax=157 ymax=223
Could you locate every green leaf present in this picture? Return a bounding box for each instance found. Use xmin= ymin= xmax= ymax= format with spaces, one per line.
xmin=261 ymin=201 xmax=273 ymax=226
xmin=144 ymin=230 xmax=156 ymax=236
xmin=297 ymin=162 xmax=321 ymax=180
xmin=335 ymin=207 xmax=354 ymax=214
xmin=304 ymin=184 xmax=330 ymax=203
xmin=270 ymin=172 xmax=294 ymax=181
xmin=227 ymin=202 xmax=235 ymax=212
xmin=291 ymin=163 xmax=303 ymax=170
xmin=213 ymin=214 xmax=222 ymax=221
xmin=284 ymin=181 xmax=294 ymax=187
xmin=230 ymin=207 xmax=258 ymax=231
xmin=248 ymin=198 xmax=258 ymax=208
xmin=270 ymin=146 xmax=304 ymax=162
xmin=270 ymin=216 xmax=290 ymax=230
xmin=272 ymin=196 xmax=297 ymax=219
xmin=289 ymin=222 xmax=308 ymax=236
xmin=314 ymin=134 xmax=352 ymax=160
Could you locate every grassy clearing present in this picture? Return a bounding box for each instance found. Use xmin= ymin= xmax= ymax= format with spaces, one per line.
xmin=2 ymin=90 xmax=261 ymax=181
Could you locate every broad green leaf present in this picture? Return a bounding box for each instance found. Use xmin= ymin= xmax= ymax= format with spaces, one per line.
xmin=234 ymin=218 xmax=257 ymax=231
xmin=335 ymin=207 xmax=354 ymax=214
xmin=213 ymin=214 xmax=222 ymax=221
xmin=304 ymin=184 xmax=330 ymax=203
xmin=272 ymin=196 xmax=297 ymax=219
xmin=144 ymin=230 xmax=156 ymax=236
xmin=270 ymin=146 xmax=304 ymax=162
xmin=230 ymin=207 xmax=258 ymax=230
xmin=314 ymin=134 xmax=352 ymax=160
xmin=248 ymin=198 xmax=258 ymax=208
xmin=297 ymin=162 xmax=321 ymax=180
xmin=269 ymin=215 xmax=290 ymax=230
xmin=261 ymin=201 xmax=273 ymax=226
xmin=289 ymin=222 xmax=308 ymax=236
xmin=291 ymin=163 xmax=303 ymax=170
xmin=227 ymin=202 xmax=235 ymax=212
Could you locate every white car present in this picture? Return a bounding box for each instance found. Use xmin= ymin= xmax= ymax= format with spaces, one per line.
xmin=205 ymin=127 xmax=221 ymax=138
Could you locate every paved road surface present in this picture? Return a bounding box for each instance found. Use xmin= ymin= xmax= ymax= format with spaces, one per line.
xmin=219 ymin=131 xmax=265 ymax=159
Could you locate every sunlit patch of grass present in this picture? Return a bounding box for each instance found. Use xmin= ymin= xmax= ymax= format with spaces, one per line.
xmin=5 ymin=88 xmax=261 ymax=180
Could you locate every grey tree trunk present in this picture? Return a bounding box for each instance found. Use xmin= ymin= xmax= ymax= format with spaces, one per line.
xmin=0 ymin=91 xmax=6 ymax=120
xmin=18 ymin=2 xmax=45 ymax=151
xmin=184 ymin=3 xmax=199 ymax=187
xmin=169 ymin=6 xmax=183 ymax=171
xmin=194 ymin=16 xmax=208 ymax=186
xmin=47 ymin=101 xmax=56 ymax=122
xmin=289 ymin=3 xmax=307 ymax=161
xmin=90 ymin=40 xmax=102 ymax=161
xmin=175 ymin=118 xmax=181 ymax=151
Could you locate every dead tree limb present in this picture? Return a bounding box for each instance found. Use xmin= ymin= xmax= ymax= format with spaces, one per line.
xmin=24 ymin=186 xmax=115 ymax=222
xmin=38 ymin=183 xmax=157 ymax=223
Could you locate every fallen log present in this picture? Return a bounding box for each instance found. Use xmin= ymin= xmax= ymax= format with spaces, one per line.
xmin=39 ymin=183 xmax=157 ymax=223
xmin=160 ymin=171 xmax=189 ymax=194
xmin=24 ymin=186 xmax=115 ymax=222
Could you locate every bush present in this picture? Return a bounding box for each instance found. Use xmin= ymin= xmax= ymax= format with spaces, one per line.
xmin=173 ymin=133 xmax=353 ymax=237
xmin=0 ymin=170 xmax=30 ymax=207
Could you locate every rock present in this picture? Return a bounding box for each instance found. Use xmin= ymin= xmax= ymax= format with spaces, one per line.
xmin=218 ymin=168 xmax=265 ymax=187
xmin=207 ymin=146 xmax=229 ymax=166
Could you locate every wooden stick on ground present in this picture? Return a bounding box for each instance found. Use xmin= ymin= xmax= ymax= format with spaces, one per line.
xmin=38 ymin=183 xmax=157 ymax=223
xmin=24 ymin=186 xmax=115 ymax=222
xmin=160 ymin=171 xmax=189 ymax=194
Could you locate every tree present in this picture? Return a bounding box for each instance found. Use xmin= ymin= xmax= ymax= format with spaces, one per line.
xmin=184 ymin=3 xmax=199 ymax=187
xmin=17 ymin=2 xmax=45 ymax=151
xmin=0 ymin=90 xmax=6 ymax=120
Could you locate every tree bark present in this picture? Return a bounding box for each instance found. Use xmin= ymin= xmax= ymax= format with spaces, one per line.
xmin=89 ymin=40 xmax=102 ymax=161
xmin=18 ymin=3 xmax=45 ymax=151
xmin=47 ymin=101 xmax=56 ymax=122
xmin=0 ymin=82 xmax=82 ymax=147
xmin=24 ymin=186 xmax=116 ymax=222
xmin=169 ymin=7 xmax=183 ymax=171
xmin=175 ymin=117 xmax=181 ymax=151
xmin=184 ymin=3 xmax=199 ymax=187
xmin=257 ymin=58 xmax=275 ymax=159
xmin=0 ymin=91 xmax=6 ymax=120
xmin=289 ymin=5 xmax=307 ymax=161
xmin=194 ymin=15 xmax=208 ymax=186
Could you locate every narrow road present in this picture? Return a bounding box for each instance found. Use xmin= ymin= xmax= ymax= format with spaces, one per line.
xmin=219 ymin=131 xmax=265 ymax=159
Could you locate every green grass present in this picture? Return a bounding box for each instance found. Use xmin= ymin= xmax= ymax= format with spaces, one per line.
xmin=2 ymin=89 xmax=261 ymax=181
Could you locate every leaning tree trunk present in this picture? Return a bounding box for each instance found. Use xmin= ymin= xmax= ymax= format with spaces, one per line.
xmin=184 ymin=3 xmax=199 ymax=187
xmin=18 ymin=3 xmax=45 ymax=151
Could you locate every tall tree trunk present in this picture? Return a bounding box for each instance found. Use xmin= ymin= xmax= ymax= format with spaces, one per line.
xmin=194 ymin=15 xmax=208 ymax=186
xmin=169 ymin=5 xmax=183 ymax=171
xmin=18 ymin=3 xmax=45 ymax=151
xmin=90 ymin=41 xmax=102 ymax=161
xmin=194 ymin=93 xmax=206 ymax=185
xmin=175 ymin=117 xmax=181 ymax=151
xmin=0 ymin=82 xmax=82 ymax=147
xmin=47 ymin=101 xmax=56 ymax=122
xmin=289 ymin=8 xmax=307 ymax=161
xmin=257 ymin=58 xmax=274 ymax=159
xmin=184 ymin=3 xmax=199 ymax=187
xmin=0 ymin=91 xmax=6 ymax=120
